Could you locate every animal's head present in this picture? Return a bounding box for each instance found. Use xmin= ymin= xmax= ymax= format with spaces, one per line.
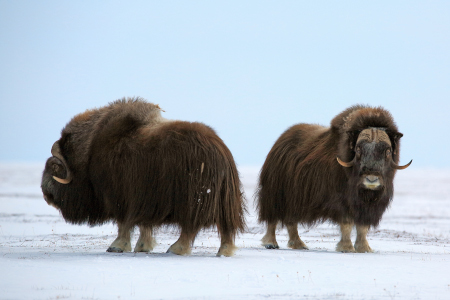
xmin=41 ymin=139 xmax=74 ymax=210
xmin=337 ymin=127 xmax=412 ymax=191
xmin=41 ymin=133 xmax=101 ymax=225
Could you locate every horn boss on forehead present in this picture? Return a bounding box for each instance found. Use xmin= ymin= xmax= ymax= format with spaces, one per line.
xmin=356 ymin=128 xmax=391 ymax=145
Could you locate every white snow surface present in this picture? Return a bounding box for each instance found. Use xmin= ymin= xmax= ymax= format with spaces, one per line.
xmin=0 ymin=163 xmax=449 ymax=300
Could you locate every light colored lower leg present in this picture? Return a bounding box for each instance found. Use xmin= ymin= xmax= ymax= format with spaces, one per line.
xmin=336 ymin=222 xmax=355 ymax=253
xmin=261 ymin=222 xmax=279 ymax=249
xmin=166 ymin=230 xmax=194 ymax=256
xmin=107 ymin=223 xmax=132 ymax=253
xmin=286 ymin=223 xmax=308 ymax=250
xmin=354 ymin=225 xmax=374 ymax=253
xmin=134 ymin=226 xmax=156 ymax=253
xmin=217 ymin=232 xmax=237 ymax=257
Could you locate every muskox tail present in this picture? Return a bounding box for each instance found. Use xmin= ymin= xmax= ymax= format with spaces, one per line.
xmin=216 ymin=157 xmax=247 ymax=239
xmin=181 ymin=127 xmax=247 ymax=240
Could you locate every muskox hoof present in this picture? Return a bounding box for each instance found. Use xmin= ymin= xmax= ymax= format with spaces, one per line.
xmin=166 ymin=244 xmax=191 ymax=256
xmin=216 ymin=244 xmax=237 ymax=257
xmin=354 ymin=241 xmax=374 ymax=253
xmin=261 ymin=236 xmax=279 ymax=249
xmin=336 ymin=241 xmax=356 ymax=253
xmin=107 ymin=238 xmax=132 ymax=253
xmin=107 ymin=247 xmax=124 ymax=253
xmin=287 ymin=239 xmax=308 ymax=250
xmin=134 ymin=238 xmax=156 ymax=253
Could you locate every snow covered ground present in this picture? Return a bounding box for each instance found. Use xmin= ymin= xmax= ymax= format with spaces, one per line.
xmin=0 ymin=163 xmax=449 ymax=300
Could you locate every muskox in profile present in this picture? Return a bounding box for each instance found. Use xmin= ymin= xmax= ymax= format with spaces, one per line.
xmin=41 ymin=97 xmax=246 ymax=256
xmin=257 ymin=105 xmax=411 ymax=253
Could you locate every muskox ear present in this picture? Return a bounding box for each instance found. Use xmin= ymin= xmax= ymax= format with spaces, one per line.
xmin=346 ymin=130 xmax=361 ymax=150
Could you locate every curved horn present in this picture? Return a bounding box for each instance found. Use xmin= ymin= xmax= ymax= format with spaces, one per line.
xmin=391 ymin=159 xmax=412 ymax=170
xmin=53 ymin=175 xmax=72 ymax=184
xmin=50 ymin=141 xmax=73 ymax=184
xmin=336 ymin=157 xmax=354 ymax=168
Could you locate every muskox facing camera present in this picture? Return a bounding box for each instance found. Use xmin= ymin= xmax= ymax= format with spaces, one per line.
xmin=41 ymin=97 xmax=246 ymax=256
xmin=257 ymin=105 xmax=411 ymax=253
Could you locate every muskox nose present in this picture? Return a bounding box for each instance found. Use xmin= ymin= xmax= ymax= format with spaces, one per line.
xmin=363 ymin=175 xmax=381 ymax=190
xmin=366 ymin=175 xmax=378 ymax=183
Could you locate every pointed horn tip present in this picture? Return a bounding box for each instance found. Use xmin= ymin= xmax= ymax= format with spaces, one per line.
xmin=393 ymin=159 xmax=413 ymax=170
xmin=53 ymin=176 xmax=72 ymax=184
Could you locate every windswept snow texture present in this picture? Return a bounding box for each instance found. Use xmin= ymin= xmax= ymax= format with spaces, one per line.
xmin=0 ymin=163 xmax=449 ymax=300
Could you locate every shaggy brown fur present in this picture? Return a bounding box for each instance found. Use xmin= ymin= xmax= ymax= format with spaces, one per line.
xmin=257 ymin=105 xmax=410 ymax=252
xmin=41 ymin=97 xmax=246 ymax=256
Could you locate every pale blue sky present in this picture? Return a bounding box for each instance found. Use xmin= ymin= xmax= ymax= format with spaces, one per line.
xmin=1 ymin=1 xmax=449 ymax=168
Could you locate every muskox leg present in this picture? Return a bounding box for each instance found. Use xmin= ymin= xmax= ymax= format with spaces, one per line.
xmin=217 ymin=230 xmax=238 ymax=257
xmin=166 ymin=230 xmax=196 ymax=256
xmin=336 ymin=222 xmax=356 ymax=253
xmin=134 ymin=226 xmax=156 ymax=253
xmin=261 ymin=222 xmax=279 ymax=249
xmin=286 ymin=223 xmax=308 ymax=250
xmin=354 ymin=225 xmax=374 ymax=253
xmin=107 ymin=223 xmax=132 ymax=253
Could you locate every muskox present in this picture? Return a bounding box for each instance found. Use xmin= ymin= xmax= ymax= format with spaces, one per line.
xmin=256 ymin=105 xmax=411 ymax=253
xmin=41 ymin=97 xmax=246 ymax=256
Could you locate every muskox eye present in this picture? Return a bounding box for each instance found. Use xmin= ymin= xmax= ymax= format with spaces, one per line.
xmin=386 ymin=149 xmax=391 ymax=157
xmin=356 ymin=147 xmax=361 ymax=155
